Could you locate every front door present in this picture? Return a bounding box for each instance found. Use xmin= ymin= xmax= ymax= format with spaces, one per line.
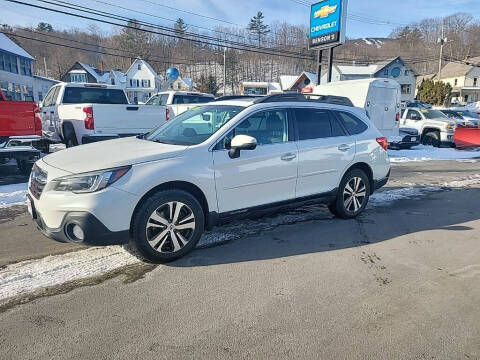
xmin=213 ymin=108 xmax=298 ymax=213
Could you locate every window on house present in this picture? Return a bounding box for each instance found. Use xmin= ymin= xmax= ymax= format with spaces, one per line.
xmin=111 ymin=78 xmax=115 ymax=85
xmin=142 ymin=79 xmax=149 ymax=87
xmin=148 ymin=79 xmax=151 ymax=87
xmin=70 ymin=73 xmax=87 ymax=83
xmin=0 ymin=52 xmax=5 ymax=71
xmin=20 ymin=59 xmax=31 ymax=76
xmin=136 ymin=79 xmax=140 ymax=87
xmin=384 ymin=69 xmax=389 ymax=76
xmin=129 ymin=79 xmax=133 ymax=87
xmin=474 ymin=78 xmax=478 ymax=87
xmin=8 ymin=55 xmax=18 ymax=73
xmin=454 ymin=79 xmax=458 ymax=86
xmin=137 ymin=63 xmax=141 ymax=70
xmin=404 ymin=70 xmax=408 ymax=76
xmin=401 ymin=84 xmax=411 ymax=94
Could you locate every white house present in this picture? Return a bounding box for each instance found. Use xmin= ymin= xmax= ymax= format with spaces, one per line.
xmin=435 ymin=57 xmax=480 ymax=105
xmin=123 ymin=58 xmax=163 ymax=104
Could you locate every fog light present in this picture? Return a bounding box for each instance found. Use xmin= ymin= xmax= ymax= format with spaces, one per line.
xmin=72 ymin=224 xmax=85 ymax=241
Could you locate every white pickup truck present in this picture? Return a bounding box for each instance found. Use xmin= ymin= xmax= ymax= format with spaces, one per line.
xmin=400 ymin=107 xmax=456 ymax=147
xmin=145 ymin=91 xmax=215 ymax=118
xmin=40 ymin=83 xmax=168 ymax=146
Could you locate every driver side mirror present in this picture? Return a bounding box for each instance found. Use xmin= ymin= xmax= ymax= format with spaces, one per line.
xmin=228 ymin=135 xmax=257 ymax=159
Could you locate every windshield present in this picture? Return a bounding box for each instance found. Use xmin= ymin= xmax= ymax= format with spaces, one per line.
xmin=421 ymin=109 xmax=448 ymax=119
xmin=459 ymin=111 xmax=480 ymax=119
xmin=145 ymin=105 xmax=244 ymax=145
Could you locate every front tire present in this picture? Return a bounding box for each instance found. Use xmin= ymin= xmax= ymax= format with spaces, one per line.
xmin=422 ymin=131 xmax=440 ymax=147
xmin=130 ymin=190 xmax=205 ymax=263
xmin=329 ymin=169 xmax=370 ymax=219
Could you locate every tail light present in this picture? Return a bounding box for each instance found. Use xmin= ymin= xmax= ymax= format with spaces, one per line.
xmin=166 ymin=108 xmax=170 ymax=121
xmin=376 ymin=137 xmax=388 ymax=151
xmin=83 ymin=106 xmax=94 ymax=130
xmin=33 ymin=105 xmax=42 ymax=132
xmin=395 ymin=112 xmax=400 ymax=123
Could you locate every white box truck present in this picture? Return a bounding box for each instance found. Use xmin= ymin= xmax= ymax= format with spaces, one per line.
xmin=312 ymin=78 xmax=420 ymax=149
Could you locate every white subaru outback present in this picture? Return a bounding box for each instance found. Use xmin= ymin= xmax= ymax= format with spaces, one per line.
xmin=28 ymin=94 xmax=390 ymax=262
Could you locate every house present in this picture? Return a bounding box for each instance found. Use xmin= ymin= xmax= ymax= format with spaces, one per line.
xmin=0 ymin=33 xmax=58 ymax=102
xmin=240 ymin=81 xmax=281 ymax=95
xmin=279 ymin=75 xmax=298 ymax=91
xmin=315 ymin=57 xmax=418 ymax=102
xmin=435 ymin=57 xmax=480 ymax=105
xmin=61 ymin=61 xmax=109 ymax=84
xmin=123 ymin=58 xmax=163 ymax=104
xmin=165 ymin=76 xmax=194 ymax=92
xmin=289 ymin=72 xmax=318 ymax=93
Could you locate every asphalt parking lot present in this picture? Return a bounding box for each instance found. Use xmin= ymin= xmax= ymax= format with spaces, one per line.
xmin=0 ymin=160 xmax=479 ymax=359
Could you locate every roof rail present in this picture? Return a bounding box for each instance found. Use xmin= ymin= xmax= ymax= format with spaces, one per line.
xmin=213 ymin=95 xmax=260 ymax=101
xmin=253 ymin=93 xmax=353 ymax=107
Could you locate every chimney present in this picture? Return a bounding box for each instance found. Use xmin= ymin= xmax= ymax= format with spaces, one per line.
xmin=100 ymin=61 xmax=104 ymax=73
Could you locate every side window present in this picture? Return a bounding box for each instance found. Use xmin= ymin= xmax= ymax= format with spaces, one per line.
xmin=159 ymin=94 xmax=169 ymax=105
xmin=51 ymin=86 xmax=61 ymax=105
xmin=336 ymin=112 xmax=368 ymax=135
xmin=406 ymin=110 xmax=421 ymax=120
xmin=42 ymin=87 xmax=56 ymax=106
xmin=221 ymin=109 xmax=289 ymax=148
xmin=331 ymin=116 xmax=347 ymax=137
xmin=294 ymin=108 xmax=333 ymax=140
xmin=145 ymin=95 xmax=159 ymax=105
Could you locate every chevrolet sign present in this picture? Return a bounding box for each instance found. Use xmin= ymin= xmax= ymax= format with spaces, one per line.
xmin=309 ymin=0 xmax=347 ymax=49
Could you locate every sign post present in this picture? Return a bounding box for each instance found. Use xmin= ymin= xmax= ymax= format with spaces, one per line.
xmin=309 ymin=0 xmax=347 ymax=84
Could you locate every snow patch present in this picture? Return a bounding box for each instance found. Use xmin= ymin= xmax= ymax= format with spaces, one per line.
xmin=0 ymin=246 xmax=140 ymax=301
xmin=0 ymin=182 xmax=27 ymax=208
xmin=389 ymin=145 xmax=480 ymax=162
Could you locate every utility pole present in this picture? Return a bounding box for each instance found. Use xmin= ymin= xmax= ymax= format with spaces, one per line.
xmin=438 ymin=18 xmax=446 ymax=80
xmin=43 ymin=57 xmax=48 ymax=77
xmin=223 ymin=47 xmax=226 ymax=96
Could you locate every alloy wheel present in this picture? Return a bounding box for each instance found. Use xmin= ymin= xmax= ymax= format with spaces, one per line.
xmin=343 ymin=177 xmax=367 ymax=214
xmin=145 ymin=201 xmax=196 ymax=253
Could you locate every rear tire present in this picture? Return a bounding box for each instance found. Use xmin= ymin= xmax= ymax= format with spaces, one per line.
xmin=63 ymin=124 xmax=78 ymax=148
xmin=130 ymin=190 xmax=205 ymax=263
xmin=422 ymin=131 xmax=440 ymax=147
xmin=329 ymin=169 xmax=371 ymax=219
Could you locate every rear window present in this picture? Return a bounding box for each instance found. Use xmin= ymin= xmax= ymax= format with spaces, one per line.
xmin=336 ymin=111 xmax=368 ymax=135
xmin=62 ymin=87 xmax=128 ymax=104
xmin=172 ymin=95 xmax=213 ymax=104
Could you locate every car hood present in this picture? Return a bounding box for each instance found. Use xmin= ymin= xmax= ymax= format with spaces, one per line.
xmin=42 ymin=137 xmax=187 ymax=173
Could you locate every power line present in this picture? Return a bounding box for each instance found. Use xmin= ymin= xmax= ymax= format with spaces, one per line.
xmin=4 ymin=0 xmax=315 ymax=61
xmin=36 ymin=0 xmax=314 ymax=59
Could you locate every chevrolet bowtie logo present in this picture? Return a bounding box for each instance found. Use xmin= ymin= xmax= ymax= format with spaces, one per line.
xmin=314 ymin=4 xmax=338 ymax=18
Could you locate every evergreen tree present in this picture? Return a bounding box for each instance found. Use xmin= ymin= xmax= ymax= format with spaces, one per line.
xmin=247 ymin=11 xmax=270 ymax=47
xmin=36 ymin=22 xmax=53 ymax=32
xmin=174 ymin=18 xmax=188 ymax=36
xmin=417 ymin=79 xmax=452 ymax=106
xmin=195 ymin=74 xmax=221 ymax=96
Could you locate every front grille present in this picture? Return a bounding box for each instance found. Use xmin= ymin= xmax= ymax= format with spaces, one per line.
xmin=29 ymin=164 xmax=48 ymax=199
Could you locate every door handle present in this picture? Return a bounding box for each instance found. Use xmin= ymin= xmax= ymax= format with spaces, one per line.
xmin=281 ymin=153 xmax=296 ymax=161
xmin=338 ymin=144 xmax=351 ymax=152
xmin=42 ymin=112 xmax=47 ymax=114
xmin=50 ymin=111 xmax=54 ymax=114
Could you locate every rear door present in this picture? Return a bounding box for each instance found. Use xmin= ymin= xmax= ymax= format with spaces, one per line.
xmin=294 ymin=108 xmax=355 ymax=197
xmin=368 ymin=85 xmax=399 ymax=136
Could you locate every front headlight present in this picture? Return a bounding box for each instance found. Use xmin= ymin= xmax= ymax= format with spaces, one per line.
xmin=47 ymin=166 xmax=131 ymax=194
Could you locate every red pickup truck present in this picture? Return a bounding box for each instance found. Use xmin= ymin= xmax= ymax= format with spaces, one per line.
xmin=0 ymin=90 xmax=42 ymax=174
xmin=0 ymin=90 xmax=42 ymax=140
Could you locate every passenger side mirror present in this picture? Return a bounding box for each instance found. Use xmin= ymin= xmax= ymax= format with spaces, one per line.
xmin=202 ymin=114 xmax=211 ymax=122
xmin=228 ymin=135 xmax=257 ymax=159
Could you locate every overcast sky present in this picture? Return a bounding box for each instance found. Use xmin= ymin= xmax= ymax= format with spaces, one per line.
xmin=3 ymin=0 xmax=480 ymax=39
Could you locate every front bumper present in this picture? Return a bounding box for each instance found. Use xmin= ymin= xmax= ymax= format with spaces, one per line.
xmin=29 ymin=194 xmax=130 ymax=245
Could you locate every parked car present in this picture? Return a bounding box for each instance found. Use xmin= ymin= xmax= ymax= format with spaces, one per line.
xmin=313 ymin=79 xmax=419 ymax=149
xmin=145 ymin=91 xmax=215 ymax=118
xmin=404 ymin=100 xmax=432 ymax=109
xmin=40 ymin=83 xmax=169 ymax=147
xmin=28 ymin=93 xmax=390 ymax=262
xmin=440 ymin=109 xmax=480 ymax=127
xmin=400 ymin=107 xmax=456 ymax=147
xmin=0 ymin=90 xmax=42 ymax=174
